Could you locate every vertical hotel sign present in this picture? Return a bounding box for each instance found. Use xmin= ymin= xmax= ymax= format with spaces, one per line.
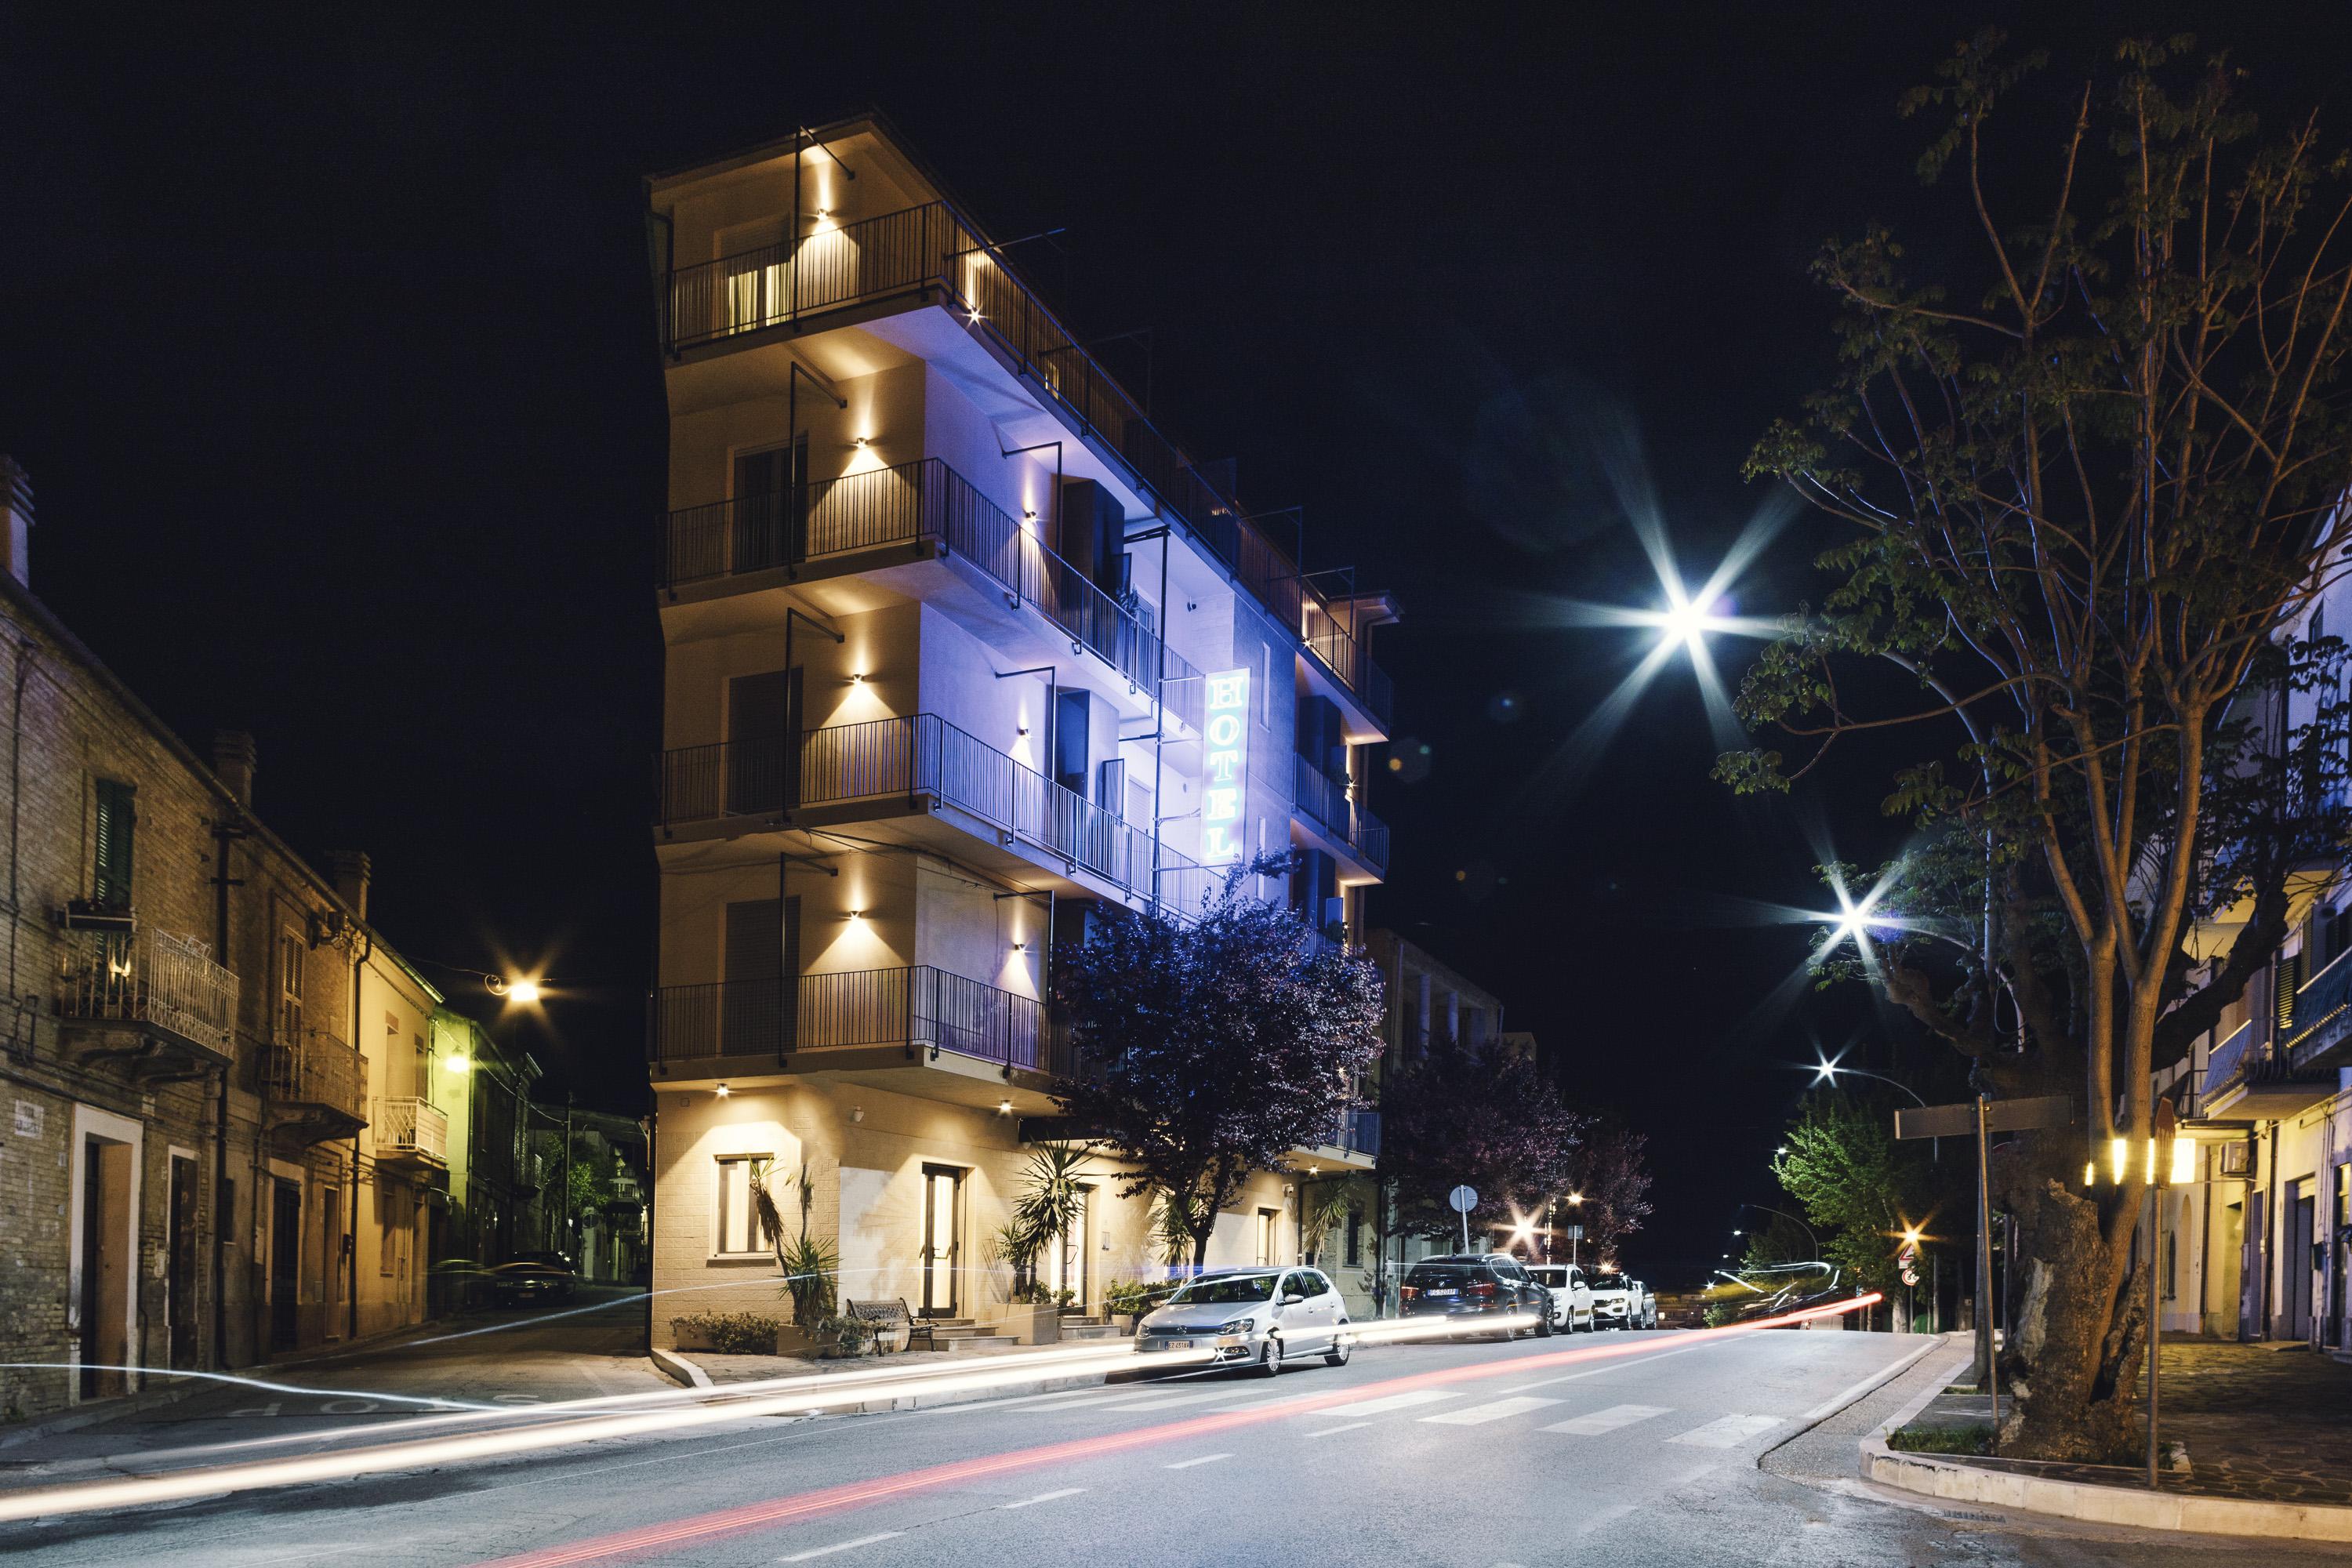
xmin=1201 ymin=666 xmax=1250 ymax=862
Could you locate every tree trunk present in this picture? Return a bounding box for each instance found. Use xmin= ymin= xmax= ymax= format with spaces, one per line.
xmin=1190 ymin=1224 xmax=1213 ymax=1275
xmin=1996 ymin=1138 xmax=2147 ymax=1461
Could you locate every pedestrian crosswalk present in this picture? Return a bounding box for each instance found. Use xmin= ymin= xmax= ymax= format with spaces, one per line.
xmin=1025 ymin=1383 xmax=1789 ymax=1453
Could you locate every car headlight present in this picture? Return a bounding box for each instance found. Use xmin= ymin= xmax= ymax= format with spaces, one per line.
xmin=1227 ymin=1318 xmax=1255 ymax=1334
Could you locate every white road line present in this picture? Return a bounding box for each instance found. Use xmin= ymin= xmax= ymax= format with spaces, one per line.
xmin=1542 ymin=1403 xmax=1670 ymax=1436
xmin=1165 ymin=1452 xmax=1232 ymax=1469
xmin=1667 ymin=1414 xmax=1782 ymax=1449
xmin=1294 ymin=1387 xmax=1461 ymax=1420
xmin=1102 ymin=1389 xmax=1247 ymax=1411
xmin=1000 ymin=1486 xmax=1087 ymax=1509
xmin=1501 ymin=1340 xmax=1710 ymax=1393
xmin=779 ymin=1531 xmax=905 ymax=1562
xmin=1306 ymin=1421 xmax=1372 ymax=1439
xmin=1419 ymin=1396 xmax=1562 ymax=1426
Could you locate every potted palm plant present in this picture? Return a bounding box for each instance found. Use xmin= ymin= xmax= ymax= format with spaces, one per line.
xmin=753 ymin=1162 xmax=840 ymax=1355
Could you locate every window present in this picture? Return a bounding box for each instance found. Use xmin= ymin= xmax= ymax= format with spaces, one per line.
xmin=1344 ymin=1205 xmax=1363 ymax=1268
xmin=714 ymin=1156 xmax=772 ymax=1257
xmin=278 ymin=932 xmax=305 ymax=1041
xmin=1255 ymin=1207 xmax=1279 ymax=1267
xmin=92 ymin=778 xmax=136 ymax=912
xmin=1258 ymin=644 xmax=1272 ymax=727
xmin=412 ymin=1036 xmax=429 ymax=1104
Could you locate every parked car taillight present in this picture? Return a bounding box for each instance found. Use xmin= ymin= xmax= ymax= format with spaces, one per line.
xmin=1466 ymin=1282 xmax=1496 ymax=1299
xmin=1400 ymin=1286 xmax=1420 ymax=1301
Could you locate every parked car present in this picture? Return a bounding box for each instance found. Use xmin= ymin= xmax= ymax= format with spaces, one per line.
xmin=1526 ymin=1262 xmax=1596 ymax=1331
xmin=1590 ymin=1270 xmax=1660 ymax=1329
xmin=1399 ymin=1254 xmax=1554 ymax=1338
xmin=490 ymin=1256 xmax=577 ymax=1308
xmin=1133 ymin=1267 xmax=1352 ymax=1375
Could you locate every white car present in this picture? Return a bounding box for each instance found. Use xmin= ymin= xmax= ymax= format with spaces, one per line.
xmin=1132 ymin=1266 xmax=1352 ymax=1375
xmin=1526 ymin=1263 xmax=1596 ymax=1331
xmin=1590 ymin=1272 xmax=1660 ymax=1330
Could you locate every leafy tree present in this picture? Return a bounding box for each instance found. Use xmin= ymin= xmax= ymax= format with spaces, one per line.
xmin=1379 ymin=1035 xmax=1587 ymax=1244
xmin=1569 ymin=1120 xmax=1654 ymax=1266
xmin=1769 ymin=1092 xmax=1937 ymax=1300
xmin=1728 ymin=32 xmax=2352 ymax=1457
xmin=1051 ymin=857 xmax=1385 ymax=1272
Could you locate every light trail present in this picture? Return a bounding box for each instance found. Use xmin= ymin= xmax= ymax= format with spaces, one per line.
xmin=463 ymin=1294 xmax=1879 ymax=1568
xmin=0 ymin=1364 xmax=501 ymax=1412
xmin=0 ymin=1299 xmax=1875 ymax=1530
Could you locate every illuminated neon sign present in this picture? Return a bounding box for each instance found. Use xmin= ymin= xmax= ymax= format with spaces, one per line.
xmin=1201 ymin=666 xmax=1250 ymax=862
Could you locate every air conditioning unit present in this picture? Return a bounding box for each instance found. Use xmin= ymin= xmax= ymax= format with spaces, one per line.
xmin=2217 ymin=1141 xmax=2254 ymax=1178
xmin=55 ymin=898 xmax=133 ymax=933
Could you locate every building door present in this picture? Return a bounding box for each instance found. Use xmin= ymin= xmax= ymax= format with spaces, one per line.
xmin=2334 ymin=1167 xmax=2351 ymax=1351
xmin=723 ymin=899 xmax=784 ymax=1054
xmin=168 ymin=1155 xmax=199 ymax=1367
xmin=726 ymin=671 xmax=794 ymax=815
xmin=78 ymin=1145 xmax=105 ymax=1396
xmin=2289 ymin=1182 xmax=2318 ymax=1340
xmin=321 ymin=1186 xmax=343 ymax=1338
xmin=919 ymin=1164 xmax=963 ymax=1318
xmin=1047 ymin=1185 xmax=1094 ymax=1307
xmin=270 ymin=1180 xmax=301 ymax=1352
xmin=733 ymin=437 xmax=808 ymax=572
xmin=1256 ymin=1207 xmax=1279 ymax=1268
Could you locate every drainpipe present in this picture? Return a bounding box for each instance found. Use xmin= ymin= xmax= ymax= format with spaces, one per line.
xmin=208 ymin=810 xmax=239 ymax=1370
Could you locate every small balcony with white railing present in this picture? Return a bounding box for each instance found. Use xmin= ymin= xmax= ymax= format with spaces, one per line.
xmin=260 ymin=1027 xmax=368 ymax=1150
xmin=375 ymin=1096 xmax=450 ymax=1171
xmin=54 ymin=924 xmax=238 ymax=1071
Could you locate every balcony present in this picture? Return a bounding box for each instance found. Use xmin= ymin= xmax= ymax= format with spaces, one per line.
xmin=2285 ymin=948 xmax=2352 ymax=1072
xmin=660 ymin=458 xmax=1202 ymax=729
xmin=648 ymin=966 xmax=1069 ymax=1096
xmin=54 ymin=926 xmax=238 ymax=1074
xmin=376 ymin=1096 xmax=449 ymax=1170
xmin=1294 ymin=1105 xmax=1380 ymax=1169
xmin=1292 ymin=754 xmax=1389 ymax=877
xmin=260 ymin=1029 xmax=367 ymax=1150
xmin=658 ymin=713 xmax=1185 ymax=904
xmin=657 ymin=200 xmax=1386 ymax=726
xmin=2199 ymin=1018 xmax=2335 ymax=1120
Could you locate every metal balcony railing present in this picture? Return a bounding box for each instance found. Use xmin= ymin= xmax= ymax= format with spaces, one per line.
xmin=648 ymin=966 xmax=1069 ymax=1073
xmin=1293 ymin=753 xmax=1349 ymax=836
xmin=1301 ymin=1105 xmax=1379 ymax=1158
xmin=377 ymin=1097 xmax=449 ymax=1164
xmin=2285 ymin=947 xmax=2352 ymax=1069
xmin=659 ymin=457 xmax=1203 ymax=730
xmin=262 ymin=1029 xmax=365 ymax=1121
xmin=54 ymin=926 xmax=238 ymax=1058
xmin=1350 ymin=804 xmax=1391 ymax=874
xmin=658 ymin=200 xmax=1386 ymax=720
xmin=660 ymin=713 xmax=1173 ymax=899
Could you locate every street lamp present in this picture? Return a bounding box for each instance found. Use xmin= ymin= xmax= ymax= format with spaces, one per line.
xmin=488 ymin=973 xmax=544 ymax=1004
xmin=2085 ymin=1100 xmax=2190 ymax=1490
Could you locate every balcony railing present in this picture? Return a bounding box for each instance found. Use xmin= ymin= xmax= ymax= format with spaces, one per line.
xmin=1302 ymin=1105 xmax=1379 ymax=1159
xmin=376 ymin=1097 xmax=449 ymax=1165
xmin=1294 ymin=753 xmax=1349 ymax=836
xmin=2285 ymin=947 xmax=2352 ymax=1069
xmin=662 ymin=713 xmax=1177 ymax=898
xmin=659 ymin=201 xmax=1385 ymax=720
xmin=54 ymin=926 xmax=238 ymax=1058
xmin=1349 ymin=805 xmax=1391 ymax=874
xmin=648 ymin=965 xmax=1068 ymax=1073
xmin=660 ymin=457 xmax=1202 ymax=729
xmin=262 ymin=1029 xmax=365 ymax=1122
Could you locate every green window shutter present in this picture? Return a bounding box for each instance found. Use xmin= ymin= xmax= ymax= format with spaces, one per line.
xmin=2278 ymin=952 xmax=2304 ymax=1033
xmin=93 ymin=779 xmax=136 ymax=912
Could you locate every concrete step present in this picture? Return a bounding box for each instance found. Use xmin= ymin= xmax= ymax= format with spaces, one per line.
xmin=1061 ymin=1324 xmax=1123 ymax=1341
xmin=946 ymin=1334 xmax=1021 ymax=1355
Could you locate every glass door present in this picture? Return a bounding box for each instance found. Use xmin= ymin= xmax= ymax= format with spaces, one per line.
xmin=920 ymin=1165 xmax=963 ymax=1318
xmin=1047 ymin=1185 xmax=1094 ymax=1308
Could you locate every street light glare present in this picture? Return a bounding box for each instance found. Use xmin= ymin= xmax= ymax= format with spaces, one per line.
xmin=506 ymin=977 xmax=543 ymax=1004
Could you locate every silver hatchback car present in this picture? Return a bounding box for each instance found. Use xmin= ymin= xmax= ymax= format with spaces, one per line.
xmin=1133 ymin=1267 xmax=1352 ymax=1375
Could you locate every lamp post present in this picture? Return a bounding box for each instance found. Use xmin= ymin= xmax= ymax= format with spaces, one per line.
xmin=2084 ymin=1099 xmax=2190 ymax=1489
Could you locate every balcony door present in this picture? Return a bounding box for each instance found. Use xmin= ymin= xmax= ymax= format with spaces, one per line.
xmin=733 ymin=437 xmax=807 ymax=573
xmin=722 ymin=897 xmax=797 ymax=1057
xmin=920 ymin=1164 xmax=964 ymax=1318
xmin=269 ymin=1179 xmax=301 ymax=1352
xmin=726 ymin=670 xmax=799 ymax=815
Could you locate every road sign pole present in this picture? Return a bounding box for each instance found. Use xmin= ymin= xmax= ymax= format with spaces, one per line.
xmin=1976 ymin=1094 xmax=1998 ymax=1452
xmin=2148 ymin=1181 xmax=2161 ymax=1489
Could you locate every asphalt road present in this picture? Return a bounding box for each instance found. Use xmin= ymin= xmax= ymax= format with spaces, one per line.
xmin=4 ymin=1323 xmax=2339 ymax=1567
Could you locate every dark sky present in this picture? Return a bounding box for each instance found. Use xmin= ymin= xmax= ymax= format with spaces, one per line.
xmin=8 ymin=3 xmax=2351 ymax=1286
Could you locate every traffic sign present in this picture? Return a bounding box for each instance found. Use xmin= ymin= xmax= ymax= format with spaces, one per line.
xmin=1894 ymin=1094 xmax=2072 ymax=1141
xmin=1447 ymin=1185 xmax=1479 ymax=1214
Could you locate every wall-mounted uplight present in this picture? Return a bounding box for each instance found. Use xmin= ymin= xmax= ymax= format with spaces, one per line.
xmin=1017 ymin=722 xmax=1030 ymax=736
xmin=848 ymin=671 xmax=866 ymax=684
xmin=996 ymin=1099 xmax=1013 ymax=1115
xmin=714 ymin=1083 xmax=731 ymax=1098
xmin=846 ymin=909 xmax=866 ymax=924
xmin=850 ymin=435 xmax=871 ymax=449
xmin=1011 ymin=940 xmax=1027 ymax=953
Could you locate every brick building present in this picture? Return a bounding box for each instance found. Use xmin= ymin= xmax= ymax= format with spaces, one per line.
xmin=0 ymin=459 xmax=450 ymax=1420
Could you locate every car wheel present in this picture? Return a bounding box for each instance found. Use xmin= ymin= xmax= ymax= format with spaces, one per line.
xmin=1258 ymin=1336 xmax=1285 ymax=1377
xmin=1535 ymin=1307 xmax=1555 ymax=1338
xmin=1324 ymin=1333 xmax=1352 ymax=1367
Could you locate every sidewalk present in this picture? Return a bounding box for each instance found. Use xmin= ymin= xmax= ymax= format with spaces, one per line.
xmin=1865 ymin=1334 xmax=2352 ymax=1540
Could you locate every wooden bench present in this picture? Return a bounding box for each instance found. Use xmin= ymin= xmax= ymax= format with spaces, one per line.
xmin=845 ymin=1298 xmax=937 ymax=1352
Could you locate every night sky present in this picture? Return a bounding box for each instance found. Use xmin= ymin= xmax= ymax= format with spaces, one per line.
xmin=7 ymin=3 xmax=2350 ymax=1287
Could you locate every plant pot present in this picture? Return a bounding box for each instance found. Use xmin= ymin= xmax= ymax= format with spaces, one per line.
xmin=775 ymin=1325 xmax=822 ymax=1356
xmin=877 ymin=1325 xmax=911 ymax=1353
xmin=1112 ymin=1312 xmax=1139 ymax=1336
xmin=1002 ymin=1301 xmax=1061 ymax=1345
xmin=671 ymin=1327 xmax=717 ymax=1353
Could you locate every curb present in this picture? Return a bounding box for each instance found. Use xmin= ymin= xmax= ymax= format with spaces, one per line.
xmin=649 ymin=1348 xmax=710 ymax=1389
xmin=1759 ymin=1332 xmax=1958 ymax=1464
xmin=1859 ymin=1371 xmax=2352 ymax=1542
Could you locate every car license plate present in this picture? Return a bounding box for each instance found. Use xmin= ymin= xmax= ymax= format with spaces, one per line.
xmin=1428 ymin=1288 xmax=1456 ymax=1298
xmin=1167 ymin=1338 xmax=1192 ymax=1351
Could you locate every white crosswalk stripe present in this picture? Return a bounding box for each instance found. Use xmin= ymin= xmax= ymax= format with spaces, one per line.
xmin=1542 ymin=1403 xmax=1671 ymax=1436
xmin=1102 ymin=1389 xmax=1253 ymax=1412
xmin=1418 ymin=1396 xmax=1563 ymax=1426
xmin=1293 ymin=1388 xmax=1461 ymax=1421
xmin=1666 ymin=1414 xmax=1782 ymax=1448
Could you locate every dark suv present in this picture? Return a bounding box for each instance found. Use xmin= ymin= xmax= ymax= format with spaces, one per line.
xmin=1399 ymin=1254 xmax=1555 ymax=1338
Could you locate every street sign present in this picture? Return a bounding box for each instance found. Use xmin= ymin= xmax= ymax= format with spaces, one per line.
xmin=1894 ymin=1094 xmax=2073 ymax=1141
xmin=1447 ymin=1185 xmax=1479 ymax=1214
xmin=1562 ymin=1224 xmax=1584 ymax=1241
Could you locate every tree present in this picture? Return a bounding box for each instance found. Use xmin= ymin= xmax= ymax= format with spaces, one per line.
xmin=1728 ymin=32 xmax=2352 ymax=1457
xmin=1379 ymin=1035 xmax=1587 ymax=1245
xmin=1568 ymin=1120 xmax=1654 ymax=1266
xmin=1769 ymin=1092 xmax=1940 ymax=1301
xmin=1051 ymin=857 xmax=1385 ymax=1272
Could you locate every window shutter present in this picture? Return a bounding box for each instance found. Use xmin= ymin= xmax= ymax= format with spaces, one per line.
xmin=93 ymin=779 xmax=136 ymax=911
xmin=2278 ymin=952 xmax=2304 ymax=1033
